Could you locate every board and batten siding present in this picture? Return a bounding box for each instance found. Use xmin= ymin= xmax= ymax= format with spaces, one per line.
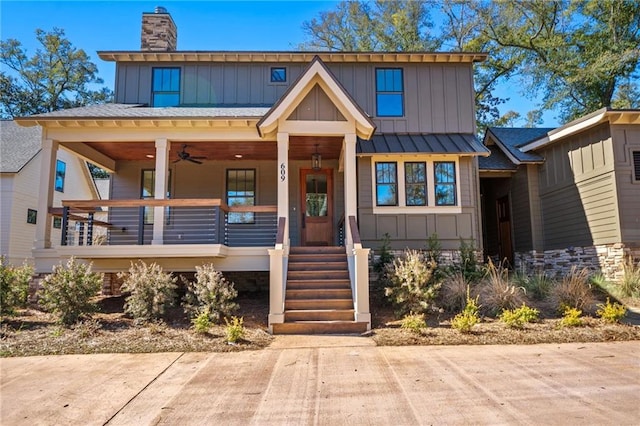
xmin=538 ymin=123 xmax=620 ymax=249
xmin=115 ymin=62 xmax=475 ymax=134
xmin=510 ymin=167 xmax=533 ymax=252
xmin=356 ymin=156 xmax=480 ymax=250
xmin=611 ymin=124 xmax=640 ymax=245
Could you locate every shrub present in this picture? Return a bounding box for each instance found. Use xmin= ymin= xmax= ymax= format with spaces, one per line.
xmin=118 ymin=261 xmax=177 ymax=323
xmin=225 ymin=316 xmax=245 ymax=343
xmin=384 ymin=249 xmax=441 ymax=316
xmin=439 ymin=271 xmax=472 ymax=312
xmin=454 ymin=238 xmax=483 ymax=283
xmin=559 ymin=306 xmax=583 ymax=328
xmin=191 ymin=312 xmax=212 ymax=334
xmin=499 ymin=304 xmax=540 ymax=329
xmin=551 ymin=266 xmax=595 ymax=312
xmin=596 ymin=298 xmax=626 ymax=323
xmin=619 ymin=257 xmax=640 ymax=298
xmin=38 ymin=257 xmax=102 ymax=325
xmin=425 ymin=233 xmax=442 ymax=265
xmin=373 ymin=233 xmax=394 ymax=274
xmin=451 ymin=287 xmax=480 ymax=333
xmin=479 ymin=260 xmax=526 ymax=315
xmin=183 ymin=264 xmax=238 ymax=323
xmin=400 ymin=313 xmax=427 ymax=333
xmin=0 ymin=257 xmax=33 ymax=315
xmin=515 ymin=270 xmax=553 ymax=301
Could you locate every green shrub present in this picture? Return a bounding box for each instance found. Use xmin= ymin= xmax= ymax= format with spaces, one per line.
xmin=596 ymin=298 xmax=626 ymax=323
xmin=479 ymin=260 xmax=526 ymax=315
xmin=425 ymin=233 xmax=442 ymax=265
xmin=118 ymin=261 xmax=177 ymax=323
xmin=384 ymin=249 xmax=441 ymax=316
xmin=499 ymin=304 xmax=540 ymax=329
xmin=451 ymin=287 xmax=480 ymax=333
xmin=439 ymin=271 xmax=472 ymax=312
xmin=373 ymin=233 xmax=394 ymax=274
xmin=38 ymin=257 xmax=102 ymax=325
xmin=619 ymin=257 xmax=640 ymax=298
xmin=515 ymin=270 xmax=553 ymax=301
xmin=225 ymin=316 xmax=245 ymax=343
xmin=551 ymin=266 xmax=595 ymax=312
xmin=183 ymin=263 xmax=238 ymax=323
xmin=400 ymin=313 xmax=427 ymax=333
xmin=559 ymin=306 xmax=583 ymax=328
xmin=454 ymin=238 xmax=483 ymax=283
xmin=0 ymin=257 xmax=33 ymax=315
xmin=191 ymin=312 xmax=212 ymax=334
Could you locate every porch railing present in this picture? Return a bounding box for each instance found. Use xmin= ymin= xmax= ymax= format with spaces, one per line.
xmin=55 ymin=199 xmax=277 ymax=247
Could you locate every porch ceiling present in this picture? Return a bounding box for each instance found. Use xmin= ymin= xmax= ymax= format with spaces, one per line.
xmin=83 ymin=136 xmax=344 ymax=162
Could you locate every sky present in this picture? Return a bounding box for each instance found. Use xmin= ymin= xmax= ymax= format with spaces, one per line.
xmin=0 ymin=0 xmax=559 ymax=127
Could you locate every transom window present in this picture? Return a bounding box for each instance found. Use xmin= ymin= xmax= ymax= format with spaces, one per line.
xmin=227 ymin=169 xmax=256 ymax=224
xmin=376 ymin=68 xmax=404 ymax=117
xmin=405 ymin=162 xmax=427 ymax=206
xmin=152 ymin=67 xmax=180 ymax=107
xmin=375 ymin=162 xmax=398 ymax=206
xmin=55 ymin=160 xmax=66 ymax=192
xmin=270 ymin=67 xmax=287 ymax=83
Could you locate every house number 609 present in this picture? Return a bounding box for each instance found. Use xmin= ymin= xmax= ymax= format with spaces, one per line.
xmin=280 ymin=163 xmax=286 ymax=181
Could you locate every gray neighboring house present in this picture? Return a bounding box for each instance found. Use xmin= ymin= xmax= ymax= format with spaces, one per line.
xmin=480 ymin=108 xmax=640 ymax=279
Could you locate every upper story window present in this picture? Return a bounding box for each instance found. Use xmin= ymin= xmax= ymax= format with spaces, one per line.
xmin=55 ymin=160 xmax=66 ymax=192
xmin=270 ymin=67 xmax=287 ymax=83
xmin=405 ymin=162 xmax=427 ymax=206
xmin=227 ymin=169 xmax=256 ymax=224
xmin=152 ymin=67 xmax=180 ymax=107
xmin=434 ymin=162 xmax=457 ymax=206
xmin=375 ymin=162 xmax=398 ymax=206
xmin=376 ymin=68 xmax=404 ymax=117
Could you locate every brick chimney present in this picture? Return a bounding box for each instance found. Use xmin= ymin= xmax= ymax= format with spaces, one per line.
xmin=141 ymin=6 xmax=177 ymax=51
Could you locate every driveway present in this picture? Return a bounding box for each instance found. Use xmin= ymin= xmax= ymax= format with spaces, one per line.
xmin=1 ymin=339 xmax=639 ymax=425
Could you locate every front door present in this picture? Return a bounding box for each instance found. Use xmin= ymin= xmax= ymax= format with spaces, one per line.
xmin=300 ymin=168 xmax=333 ymax=246
xmin=497 ymin=195 xmax=514 ymax=265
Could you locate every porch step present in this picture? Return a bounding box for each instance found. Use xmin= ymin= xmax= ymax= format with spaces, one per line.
xmin=286 ymin=279 xmax=351 ymax=290
xmin=272 ymin=321 xmax=368 ymax=335
xmin=285 ymin=298 xmax=354 ymax=310
xmin=289 ymin=246 xmax=345 ymax=255
xmin=288 ymin=261 xmax=347 ymax=271
xmin=287 ymin=270 xmax=350 ymax=280
xmin=288 ymin=254 xmax=347 ymax=263
xmin=285 ymin=309 xmax=355 ymax=322
xmin=286 ymin=288 xmax=353 ymax=300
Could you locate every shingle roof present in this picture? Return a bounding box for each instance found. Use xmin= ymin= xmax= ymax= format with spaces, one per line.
xmin=479 ymin=145 xmax=518 ymax=171
xmin=357 ymin=133 xmax=490 ymax=156
xmin=486 ymin=127 xmax=551 ymax=163
xmin=0 ymin=120 xmax=42 ymax=173
xmin=19 ymin=103 xmax=272 ymax=119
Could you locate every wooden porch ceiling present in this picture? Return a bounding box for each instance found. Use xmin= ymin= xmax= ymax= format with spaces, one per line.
xmin=85 ymin=136 xmax=344 ymax=162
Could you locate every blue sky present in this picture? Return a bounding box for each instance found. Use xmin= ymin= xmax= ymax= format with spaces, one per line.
xmin=0 ymin=0 xmax=559 ymax=127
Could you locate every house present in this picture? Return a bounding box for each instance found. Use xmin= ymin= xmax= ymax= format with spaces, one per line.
xmin=15 ymin=8 xmax=488 ymax=333
xmin=480 ymin=108 xmax=640 ymax=279
xmin=0 ymin=120 xmax=104 ymax=266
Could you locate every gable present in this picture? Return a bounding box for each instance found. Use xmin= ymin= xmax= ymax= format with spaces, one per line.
xmin=287 ymin=84 xmax=347 ymax=122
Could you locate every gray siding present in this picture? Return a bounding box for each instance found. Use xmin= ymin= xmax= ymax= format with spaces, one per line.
xmin=538 ymin=123 xmax=620 ymax=248
xmin=288 ymin=85 xmax=346 ymax=121
xmin=115 ymin=62 xmax=475 ymax=134
xmin=357 ymin=156 xmax=480 ymax=250
xmin=611 ymin=124 xmax=640 ymax=246
xmin=510 ymin=167 xmax=532 ymax=251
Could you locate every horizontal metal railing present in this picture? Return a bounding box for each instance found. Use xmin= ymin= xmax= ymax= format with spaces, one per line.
xmin=55 ymin=199 xmax=277 ymax=247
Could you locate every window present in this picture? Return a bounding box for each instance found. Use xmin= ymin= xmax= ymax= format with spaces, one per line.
xmin=53 ymin=217 xmax=62 ymax=229
xmin=141 ymin=169 xmax=171 ymax=224
xmin=633 ymin=151 xmax=640 ymax=181
xmin=152 ymin=67 xmax=180 ymax=107
xmin=375 ymin=162 xmax=398 ymax=206
xmin=405 ymin=162 xmax=427 ymax=206
xmin=434 ymin=162 xmax=456 ymax=206
xmin=27 ymin=209 xmax=37 ymax=224
xmin=55 ymin=160 xmax=66 ymax=192
xmin=270 ymin=67 xmax=286 ymax=83
xmin=376 ymin=68 xmax=404 ymax=117
xmin=227 ymin=169 xmax=255 ymax=224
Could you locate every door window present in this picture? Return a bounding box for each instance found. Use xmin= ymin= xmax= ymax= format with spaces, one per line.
xmin=305 ymin=174 xmax=328 ymax=217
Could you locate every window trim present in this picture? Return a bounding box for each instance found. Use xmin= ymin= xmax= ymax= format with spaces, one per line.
xmin=27 ymin=208 xmax=37 ymax=224
xmin=370 ymin=155 xmax=462 ymax=214
xmin=375 ymin=68 xmax=404 ymax=117
xmin=55 ymin=160 xmax=66 ymax=192
xmin=269 ymin=66 xmax=287 ymax=84
xmin=226 ymin=168 xmax=257 ymax=224
xmin=151 ymin=67 xmax=181 ymax=107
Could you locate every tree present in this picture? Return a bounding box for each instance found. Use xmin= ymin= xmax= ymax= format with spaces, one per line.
xmin=0 ymin=28 xmax=112 ymax=119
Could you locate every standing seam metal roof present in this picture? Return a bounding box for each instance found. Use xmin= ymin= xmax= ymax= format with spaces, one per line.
xmin=357 ymin=134 xmax=489 ymax=155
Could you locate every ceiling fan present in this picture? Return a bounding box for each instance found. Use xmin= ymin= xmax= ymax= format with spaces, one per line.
xmin=174 ymin=144 xmax=205 ymax=164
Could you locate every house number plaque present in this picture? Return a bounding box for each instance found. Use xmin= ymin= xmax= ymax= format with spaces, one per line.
xmin=280 ymin=163 xmax=286 ymax=181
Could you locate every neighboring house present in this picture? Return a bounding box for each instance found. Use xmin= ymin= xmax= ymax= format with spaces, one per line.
xmin=0 ymin=120 xmax=103 ymax=266
xmin=481 ymin=108 xmax=640 ymax=279
xmin=15 ymin=8 xmax=488 ymax=333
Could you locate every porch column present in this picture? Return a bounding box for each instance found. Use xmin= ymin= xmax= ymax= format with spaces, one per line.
xmin=277 ymin=132 xmax=289 ymax=232
xmin=34 ymin=139 xmax=58 ymax=250
xmin=343 ymin=133 xmax=357 ymax=247
xmin=152 ymin=138 xmax=170 ymax=245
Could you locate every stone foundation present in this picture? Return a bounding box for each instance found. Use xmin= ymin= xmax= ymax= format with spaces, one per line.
xmin=514 ymin=243 xmax=640 ymax=281
xmin=370 ymin=249 xmax=483 ymax=269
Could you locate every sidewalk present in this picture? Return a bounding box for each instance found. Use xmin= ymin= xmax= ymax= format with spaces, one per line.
xmin=2 ymin=340 xmax=639 ymax=425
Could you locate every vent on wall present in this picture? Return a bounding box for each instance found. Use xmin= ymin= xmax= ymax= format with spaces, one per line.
xmin=634 ymin=151 xmax=640 ymax=181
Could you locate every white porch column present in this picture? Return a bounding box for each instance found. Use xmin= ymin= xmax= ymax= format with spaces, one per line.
xmin=276 ymin=132 xmax=289 ymax=228
xmin=343 ymin=133 xmax=357 ymax=247
xmin=34 ymin=139 xmax=58 ymax=250
xmin=152 ymin=138 xmax=170 ymax=245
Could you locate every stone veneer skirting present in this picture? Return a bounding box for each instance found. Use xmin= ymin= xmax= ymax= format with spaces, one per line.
xmin=514 ymin=243 xmax=640 ymax=281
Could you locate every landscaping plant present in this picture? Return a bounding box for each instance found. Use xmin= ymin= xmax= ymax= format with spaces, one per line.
xmin=559 ymin=306 xmax=583 ymax=328
xmin=451 ymin=287 xmax=480 ymax=333
xmin=596 ymin=298 xmax=626 ymax=324
xmin=551 ymin=266 xmax=595 ymax=313
xmin=225 ymin=316 xmax=245 ymax=343
xmin=119 ymin=260 xmax=177 ymax=323
xmin=191 ymin=312 xmax=213 ymax=334
xmin=499 ymin=304 xmax=540 ymax=329
xmin=479 ymin=259 xmax=526 ymax=315
xmin=439 ymin=271 xmax=473 ymax=312
xmin=38 ymin=257 xmax=102 ymax=325
xmin=619 ymin=256 xmax=640 ymax=298
xmin=400 ymin=313 xmax=427 ymax=333
xmin=183 ymin=263 xmax=238 ymax=322
xmin=0 ymin=256 xmax=33 ymax=316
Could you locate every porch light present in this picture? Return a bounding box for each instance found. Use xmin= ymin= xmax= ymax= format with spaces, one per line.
xmin=311 ymin=144 xmax=321 ymax=170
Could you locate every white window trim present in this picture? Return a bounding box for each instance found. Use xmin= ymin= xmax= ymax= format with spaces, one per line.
xmin=370 ymin=154 xmax=462 ymax=214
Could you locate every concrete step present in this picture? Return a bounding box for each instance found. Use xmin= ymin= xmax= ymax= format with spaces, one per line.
xmin=287 ymin=261 xmax=348 ymax=271
xmin=286 ymin=279 xmax=351 ymax=290
xmin=284 ymin=309 xmax=355 ymax=322
xmin=286 ymin=288 xmax=353 ymax=300
xmin=285 ymin=298 xmax=353 ymax=310
xmin=272 ymin=321 xmax=369 ymax=335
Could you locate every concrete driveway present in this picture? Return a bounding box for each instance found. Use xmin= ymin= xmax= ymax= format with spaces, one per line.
xmin=1 ymin=338 xmax=639 ymax=425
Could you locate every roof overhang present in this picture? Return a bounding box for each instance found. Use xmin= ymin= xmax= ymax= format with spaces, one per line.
xmin=521 ymin=108 xmax=640 ymax=152
xmin=98 ymin=51 xmax=488 ymax=64
xmin=15 ymin=117 xmax=261 ymax=130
